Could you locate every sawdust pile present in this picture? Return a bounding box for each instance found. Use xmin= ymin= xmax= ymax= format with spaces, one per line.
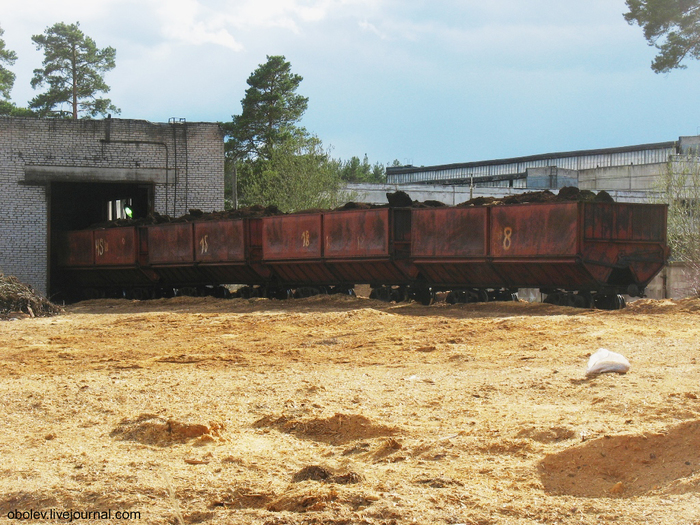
xmin=253 ymin=413 xmax=398 ymax=445
xmin=1 ymin=295 xmax=699 ymax=524
xmin=0 ymin=273 xmax=62 ymax=319
xmin=541 ymin=419 xmax=700 ymax=498
xmin=110 ymin=413 xmax=225 ymax=446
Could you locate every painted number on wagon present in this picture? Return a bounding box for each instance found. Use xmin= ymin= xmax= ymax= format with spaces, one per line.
xmin=200 ymin=235 xmax=209 ymax=254
xmin=503 ymin=227 xmax=513 ymax=251
xmin=95 ymin=238 xmax=108 ymax=256
xmin=301 ymin=230 xmax=310 ymax=247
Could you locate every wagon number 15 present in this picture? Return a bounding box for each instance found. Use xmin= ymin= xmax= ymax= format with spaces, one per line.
xmin=502 ymin=227 xmax=513 ymax=251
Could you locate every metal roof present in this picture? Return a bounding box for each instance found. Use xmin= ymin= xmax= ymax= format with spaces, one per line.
xmin=386 ymin=140 xmax=678 ymax=184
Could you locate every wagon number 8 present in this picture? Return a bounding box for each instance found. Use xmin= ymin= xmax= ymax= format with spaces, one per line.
xmin=503 ymin=227 xmax=513 ymax=251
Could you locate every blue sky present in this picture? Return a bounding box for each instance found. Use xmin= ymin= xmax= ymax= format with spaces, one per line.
xmin=2 ymin=0 xmax=700 ymax=167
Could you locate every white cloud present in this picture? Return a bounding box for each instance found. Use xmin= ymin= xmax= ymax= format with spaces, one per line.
xmin=359 ymin=19 xmax=389 ymax=40
xmin=220 ymin=0 xmax=368 ymax=33
xmin=144 ymin=0 xmax=378 ymax=48
xmin=151 ymin=0 xmax=243 ymax=50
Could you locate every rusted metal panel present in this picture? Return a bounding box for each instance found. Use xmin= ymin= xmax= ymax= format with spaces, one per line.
xmin=194 ymin=220 xmax=246 ymax=263
xmin=197 ymin=265 xmax=269 ymax=285
xmin=490 ymin=203 xmax=578 ymax=257
xmin=491 ymin=261 xmax=592 ymax=289
xmin=582 ymin=241 xmax=668 ymax=287
xmin=247 ymin=218 xmax=264 ymax=263
xmin=584 ymin=203 xmax=667 ymax=242
xmin=581 ymin=203 xmax=669 ymax=290
xmin=416 ymin=260 xmax=502 ymax=287
xmin=262 ymin=214 xmax=322 ymax=261
xmin=268 ymin=263 xmax=337 ymax=284
xmin=93 ymin=227 xmax=138 ymax=266
xmin=411 ymin=207 xmax=488 ymax=257
xmin=55 ymin=230 xmax=94 ymax=267
xmin=584 ymin=203 xmax=614 ymax=240
xmin=324 ymin=209 xmax=389 ymax=259
xmin=147 ymin=223 xmax=194 ymax=265
xmin=328 ymin=261 xmax=412 ymax=284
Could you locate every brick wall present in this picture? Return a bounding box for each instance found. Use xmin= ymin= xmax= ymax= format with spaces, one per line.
xmin=0 ymin=117 xmax=224 ymax=296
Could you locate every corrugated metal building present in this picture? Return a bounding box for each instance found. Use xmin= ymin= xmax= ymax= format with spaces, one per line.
xmin=386 ymin=137 xmax=700 ymax=192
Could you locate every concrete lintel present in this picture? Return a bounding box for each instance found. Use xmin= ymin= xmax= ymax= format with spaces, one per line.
xmin=24 ymin=165 xmax=173 ymax=184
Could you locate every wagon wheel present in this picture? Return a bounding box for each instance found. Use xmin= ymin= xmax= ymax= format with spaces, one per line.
xmin=575 ymin=291 xmax=594 ymax=309
xmin=130 ymin=288 xmax=146 ymax=301
xmin=416 ymin=287 xmax=435 ymax=306
xmin=594 ymin=294 xmax=622 ymax=310
xmin=391 ymin=287 xmax=408 ymax=303
xmin=615 ymin=294 xmax=627 ymax=310
xmin=543 ymin=292 xmax=558 ymax=305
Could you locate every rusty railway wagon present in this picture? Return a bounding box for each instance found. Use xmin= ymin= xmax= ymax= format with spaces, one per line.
xmin=53 ymin=201 xmax=669 ymax=309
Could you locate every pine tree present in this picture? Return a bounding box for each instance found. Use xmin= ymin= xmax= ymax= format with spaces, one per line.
xmin=625 ymin=0 xmax=700 ymax=73
xmin=30 ymin=22 xmax=119 ymax=118
xmin=226 ymin=56 xmax=348 ymax=211
xmin=227 ymin=55 xmax=308 ymax=161
xmin=0 ymin=25 xmax=17 ymax=100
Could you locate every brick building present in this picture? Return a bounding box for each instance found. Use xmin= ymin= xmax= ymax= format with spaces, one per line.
xmin=0 ymin=117 xmax=224 ymax=296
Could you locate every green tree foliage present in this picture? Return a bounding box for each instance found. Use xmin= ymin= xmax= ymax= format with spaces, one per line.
xmin=30 ymin=22 xmax=119 ymax=118
xmin=337 ymin=154 xmax=386 ymax=183
xmin=624 ymin=0 xmax=700 ymax=73
xmin=239 ymin=131 xmax=345 ymax=211
xmin=0 ymin=25 xmax=17 ymax=100
xmin=0 ymin=100 xmax=36 ymax=116
xmin=227 ymin=55 xmax=308 ymax=162
xmin=226 ymin=55 xmax=348 ymax=212
xmin=655 ymin=155 xmax=700 ymax=295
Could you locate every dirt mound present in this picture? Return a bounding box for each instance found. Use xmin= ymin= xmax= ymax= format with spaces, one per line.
xmin=334 ymin=201 xmax=375 ymax=211
xmin=387 ymin=188 xmax=611 ymax=209
xmin=253 ymin=413 xmax=397 ymax=445
xmin=539 ymin=419 xmax=700 ymax=497
xmin=266 ymin=488 xmax=339 ymax=513
xmin=0 ymin=492 xmax=64 ymax=515
xmin=386 ymin=190 xmax=413 ymax=207
xmin=292 ymin=465 xmax=362 ymax=484
xmin=516 ymin=425 xmax=577 ymax=443
xmin=626 ymin=297 xmax=700 ymax=314
xmin=211 ymin=486 xmax=275 ymax=510
xmin=457 ymin=186 xmax=615 ymax=207
xmin=0 ymin=274 xmax=63 ymax=319
xmin=410 ymin=199 xmax=448 ymax=208
xmin=110 ymin=413 xmax=224 ymax=446
xmin=85 ymin=186 xmax=618 ymax=231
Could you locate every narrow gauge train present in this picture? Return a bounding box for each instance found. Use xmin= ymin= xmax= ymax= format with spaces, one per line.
xmin=54 ymin=199 xmax=669 ymax=309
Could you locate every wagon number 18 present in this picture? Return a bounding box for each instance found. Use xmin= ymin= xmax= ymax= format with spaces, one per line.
xmin=502 ymin=227 xmax=513 ymax=251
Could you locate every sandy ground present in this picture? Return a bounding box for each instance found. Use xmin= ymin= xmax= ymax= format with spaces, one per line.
xmin=0 ymin=294 xmax=699 ymax=525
